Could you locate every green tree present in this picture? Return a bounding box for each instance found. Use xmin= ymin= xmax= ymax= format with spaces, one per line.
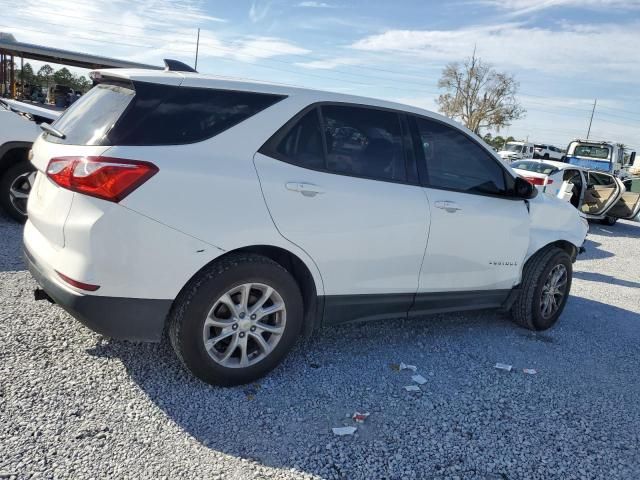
xmin=53 ymin=67 xmax=74 ymax=87
xmin=19 ymin=63 xmax=36 ymax=85
xmin=71 ymin=73 xmax=91 ymax=92
xmin=37 ymin=64 xmax=54 ymax=88
xmin=492 ymin=135 xmax=505 ymax=149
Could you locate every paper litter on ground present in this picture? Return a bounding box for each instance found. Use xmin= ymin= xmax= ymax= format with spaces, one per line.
xmin=404 ymin=385 xmax=421 ymax=392
xmin=411 ymin=374 xmax=427 ymax=385
xmin=399 ymin=362 xmax=417 ymax=372
xmin=352 ymin=412 xmax=370 ymax=423
xmin=332 ymin=426 xmax=357 ymax=436
xmin=494 ymin=363 xmax=513 ymax=372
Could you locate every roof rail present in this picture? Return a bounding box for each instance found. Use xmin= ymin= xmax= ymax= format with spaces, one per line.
xmin=163 ymin=59 xmax=197 ymax=73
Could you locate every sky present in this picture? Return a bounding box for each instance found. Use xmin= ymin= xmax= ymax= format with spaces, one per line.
xmin=1 ymin=0 xmax=639 ymax=150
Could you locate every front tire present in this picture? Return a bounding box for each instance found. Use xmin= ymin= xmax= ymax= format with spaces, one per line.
xmin=168 ymin=254 xmax=304 ymax=386
xmin=0 ymin=162 xmax=36 ymax=223
xmin=511 ymin=246 xmax=572 ymax=331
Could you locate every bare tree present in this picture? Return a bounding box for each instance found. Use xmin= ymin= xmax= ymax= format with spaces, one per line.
xmin=436 ymin=52 xmax=525 ymax=134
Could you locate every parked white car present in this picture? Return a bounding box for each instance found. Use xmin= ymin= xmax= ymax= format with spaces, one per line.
xmin=498 ymin=141 xmax=534 ymax=162
xmin=25 ymin=66 xmax=588 ymax=386
xmin=533 ymin=144 xmax=563 ymax=161
xmin=0 ymin=99 xmax=60 ymax=221
xmin=511 ymin=159 xmax=640 ymax=225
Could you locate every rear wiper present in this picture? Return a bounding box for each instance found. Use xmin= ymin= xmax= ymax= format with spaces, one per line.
xmin=40 ymin=123 xmax=66 ymax=140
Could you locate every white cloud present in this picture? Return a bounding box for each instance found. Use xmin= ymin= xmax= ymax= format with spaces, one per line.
xmin=1 ymin=0 xmax=308 ymax=71
xmin=350 ymin=22 xmax=640 ymax=78
xmin=479 ymin=0 xmax=640 ymax=15
xmin=297 ymin=1 xmax=334 ymax=7
xmin=249 ymin=1 xmax=272 ymax=23
xmin=294 ymin=57 xmax=361 ymax=69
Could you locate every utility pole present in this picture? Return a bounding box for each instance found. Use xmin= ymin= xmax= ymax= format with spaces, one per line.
xmin=194 ymin=28 xmax=200 ymax=71
xmin=586 ymin=99 xmax=597 ymax=139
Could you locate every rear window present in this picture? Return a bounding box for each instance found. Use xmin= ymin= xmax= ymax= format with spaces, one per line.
xmin=45 ymin=84 xmax=134 ymax=145
xmin=45 ymin=82 xmax=285 ymax=146
xmin=511 ymin=161 xmax=558 ymax=175
xmin=574 ymin=144 xmax=610 ymax=160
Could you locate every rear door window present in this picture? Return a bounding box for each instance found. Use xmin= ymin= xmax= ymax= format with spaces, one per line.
xmin=320 ymin=105 xmax=406 ymax=182
xmin=413 ymin=116 xmax=507 ymax=195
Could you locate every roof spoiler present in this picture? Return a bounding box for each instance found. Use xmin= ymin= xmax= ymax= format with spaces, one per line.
xmin=163 ymin=59 xmax=197 ymax=73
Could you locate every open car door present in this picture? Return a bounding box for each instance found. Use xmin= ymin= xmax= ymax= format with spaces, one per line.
xmin=605 ymin=178 xmax=640 ymax=220
xmin=580 ymin=171 xmax=625 ymax=218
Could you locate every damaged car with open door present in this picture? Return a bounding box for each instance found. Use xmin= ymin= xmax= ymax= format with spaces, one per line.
xmin=512 ymin=159 xmax=640 ymax=226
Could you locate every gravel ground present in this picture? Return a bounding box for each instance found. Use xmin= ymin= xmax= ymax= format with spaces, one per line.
xmin=1 ymin=214 xmax=639 ymax=480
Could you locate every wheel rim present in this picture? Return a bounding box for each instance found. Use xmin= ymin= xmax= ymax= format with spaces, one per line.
xmin=202 ymin=283 xmax=286 ymax=368
xmin=540 ymin=264 xmax=568 ymax=319
xmin=9 ymin=170 xmax=36 ymax=216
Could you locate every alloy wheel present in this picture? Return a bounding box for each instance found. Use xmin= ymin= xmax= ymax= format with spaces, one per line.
xmin=540 ymin=264 xmax=568 ymax=319
xmin=9 ymin=171 xmax=36 ymax=217
xmin=202 ymin=283 xmax=286 ymax=368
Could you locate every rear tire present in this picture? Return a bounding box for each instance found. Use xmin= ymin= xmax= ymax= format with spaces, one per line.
xmin=511 ymin=246 xmax=572 ymax=331
xmin=601 ymin=216 xmax=617 ymax=226
xmin=0 ymin=162 xmax=35 ymax=223
xmin=543 ymin=153 xmax=550 ymax=159
xmin=168 ymin=253 xmax=304 ymax=386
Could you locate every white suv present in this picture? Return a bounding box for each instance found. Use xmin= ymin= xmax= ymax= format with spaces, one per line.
xmin=533 ymin=144 xmax=563 ymax=161
xmin=24 ymin=68 xmax=588 ymax=386
xmin=0 ymin=99 xmax=59 ymax=221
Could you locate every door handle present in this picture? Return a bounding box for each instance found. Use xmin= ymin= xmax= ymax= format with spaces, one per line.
xmin=285 ymin=182 xmax=325 ymax=197
xmin=434 ymin=200 xmax=462 ymax=213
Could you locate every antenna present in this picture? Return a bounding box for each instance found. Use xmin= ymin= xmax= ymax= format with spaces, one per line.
xmin=586 ymin=99 xmax=596 ymax=139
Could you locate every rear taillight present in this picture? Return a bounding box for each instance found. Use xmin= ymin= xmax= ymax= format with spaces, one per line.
xmin=524 ymin=176 xmax=553 ymax=186
xmin=46 ymin=156 xmax=158 ymax=202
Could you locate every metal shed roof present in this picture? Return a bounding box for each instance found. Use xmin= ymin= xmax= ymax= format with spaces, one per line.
xmin=0 ymin=33 xmax=161 ymax=70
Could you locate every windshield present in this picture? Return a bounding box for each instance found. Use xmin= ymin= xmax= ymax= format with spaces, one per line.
xmin=504 ymin=143 xmax=523 ymax=152
xmin=573 ymin=144 xmax=610 ymax=160
xmin=511 ymin=161 xmax=558 ymax=175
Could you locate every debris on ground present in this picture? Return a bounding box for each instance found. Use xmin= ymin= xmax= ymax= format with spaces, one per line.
xmin=494 ymin=363 xmax=513 ymax=372
xmin=332 ymin=426 xmax=357 ymax=436
xmin=404 ymin=385 xmax=421 ymax=392
xmin=243 ymin=383 xmax=261 ymax=400
xmin=523 ymin=368 xmax=538 ymax=375
xmin=400 ymin=362 xmax=417 ymax=372
xmin=411 ymin=374 xmax=427 ymax=385
xmin=352 ymin=412 xmax=370 ymax=423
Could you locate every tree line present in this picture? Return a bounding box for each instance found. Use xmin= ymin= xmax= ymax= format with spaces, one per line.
xmin=16 ymin=63 xmax=92 ymax=93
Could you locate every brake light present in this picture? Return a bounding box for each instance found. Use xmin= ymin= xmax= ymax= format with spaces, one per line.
xmin=46 ymin=156 xmax=158 ymax=202
xmin=524 ymin=176 xmax=553 ymax=185
xmin=55 ymin=271 xmax=100 ymax=291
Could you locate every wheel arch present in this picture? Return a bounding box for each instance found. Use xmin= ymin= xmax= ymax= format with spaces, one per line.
xmin=528 ymin=240 xmax=578 ymax=264
xmin=177 ymin=244 xmax=323 ymax=339
xmin=0 ymin=142 xmax=32 ymax=177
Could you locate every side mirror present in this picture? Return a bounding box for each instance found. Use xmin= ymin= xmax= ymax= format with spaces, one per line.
xmin=514 ymin=176 xmax=538 ymax=199
xmin=561 ymin=155 xmax=567 ymax=162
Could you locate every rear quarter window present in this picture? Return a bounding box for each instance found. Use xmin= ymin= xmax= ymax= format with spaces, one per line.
xmin=45 ymin=81 xmax=285 ymax=146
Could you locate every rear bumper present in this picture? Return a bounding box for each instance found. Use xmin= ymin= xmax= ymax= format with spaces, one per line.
xmin=24 ymin=246 xmax=171 ymax=342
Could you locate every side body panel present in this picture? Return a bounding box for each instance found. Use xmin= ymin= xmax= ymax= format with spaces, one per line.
xmin=254 ymin=152 xmax=430 ymax=296
xmin=418 ymin=189 xmax=530 ymax=292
